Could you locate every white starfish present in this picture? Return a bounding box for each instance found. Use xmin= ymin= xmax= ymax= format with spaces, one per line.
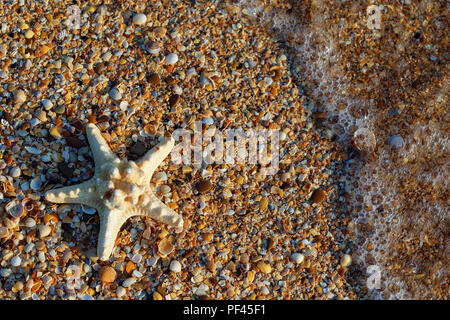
xmin=45 ymin=123 xmax=183 ymax=261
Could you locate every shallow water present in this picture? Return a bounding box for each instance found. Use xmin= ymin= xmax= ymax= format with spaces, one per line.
xmin=237 ymin=0 xmax=449 ymax=299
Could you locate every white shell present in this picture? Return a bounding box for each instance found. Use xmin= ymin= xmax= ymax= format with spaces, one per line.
xmin=169 ymin=260 xmax=182 ymax=273
xmin=290 ymin=253 xmax=304 ymax=264
xmin=165 ymin=53 xmax=178 ymax=65
xmin=132 ymin=13 xmax=147 ymax=25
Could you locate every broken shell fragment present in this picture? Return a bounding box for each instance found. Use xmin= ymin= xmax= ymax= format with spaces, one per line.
xmin=157 ymin=238 xmax=175 ymax=256
xmin=5 ymin=200 xmax=25 ymax=218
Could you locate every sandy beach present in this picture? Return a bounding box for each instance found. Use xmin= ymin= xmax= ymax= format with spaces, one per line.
xmin=0 ymin=0 xmax=448 ymax=300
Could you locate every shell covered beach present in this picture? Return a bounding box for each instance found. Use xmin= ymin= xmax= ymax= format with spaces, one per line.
xmin=0 ymin=0 xmax=448 ymax=300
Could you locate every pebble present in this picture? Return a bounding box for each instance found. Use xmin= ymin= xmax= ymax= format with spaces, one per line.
xmin=353 ymin=127 xmax=376 ymax=153
xmin=196 ymin=180 xmax=213 ymax=193
xmin=169 ymin=260 xmax=182 ymax=273
xmin=133 ymin=13 xmax=147 ymax=25
xmin=147 ymin=41 xmax=161 ymax=54
xmin=98 ymin=266 xmax=117 ymax=283
xmin=24 ymin=243 xmax=34 ymax=253
xmin=311 ymin=189 xmax=327 ymax=204
xmin=10 ymin=256 xmax=21 ymax=267
xmin=290 ymin=253 xmax=305 ymax=264
xmin=165 ymin=53 xmax=178 ymax=65
xmin=54 ymin=105 xmax=66 ymax=114
xmin=24 ymin=217 xmax=36 ymax=228
xmin=65 ymin=136 xmax=86 ymax=149
xmin=148 ymin=73 xmax=161 ymax=86
xmin=13 ymin=89 xmax=26 ymax=103
xmin=261 ymin=286 xmax=270 ymax=295
xmin=38 ymin=225 xmax=51 ymax=238
xmin=129 ymin=142 xmax=147 ymax=156
xmin=37 ymin=252 xmax=46 ymax=263
xmin=94 ymin=62 xmax=106 ymax=74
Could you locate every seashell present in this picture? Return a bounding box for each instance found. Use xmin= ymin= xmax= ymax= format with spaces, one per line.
xmin=340 ymin=254 xmax=352 ymax=267
xmin=147 ymin=41 xmax=160 ymax=55
xmin=3 ymin=217 xmax=19 ymax=229
xmin=165 ymin=53 xmax=178 ymax=65
xmin=157 ymin=238 xmax=174 ymax=256
xmin=119 ymin=101 xmax=129 ymax=111
xmin=153 ymin=171 xmax=167 ymax=183
xmin=13 ymin=89 xmax=26 ymax=103
xmin=0 ymin=226 xmax=9 ymax=238
xmin=24 ymin=217 xmax=36 ymax=228
xmin=42 ymin=99 xmax=53 ymax=110
xmin=109 ymin=87 xmax=122 ymax=101
xmin=169 ymin=260 xmax=182 ymax=273
xmin=57 ymin=204 xmax=73 ymax=215
xmin=21 ymin=198 xmax=34 ymax=211
xmin=352 ymin=127 xmax=376 ymax=153
xmin=5 ymin=200 xmax=25 ymax=218
xmin=38 ymin=224 xmax=51 ymax=238
xmin=132 ymin=13 xmax=147 ymax=25
xmin=9 ymin=166 xmax=21 ymax=178
xmin=290 ymin=253 xmax=304 ymax=264
xmin=30 ymin=177 xmax=42 ymax=190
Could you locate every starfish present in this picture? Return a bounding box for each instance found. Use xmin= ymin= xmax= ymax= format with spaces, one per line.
xmin=45 ymin=123 xmax=183 ymax=261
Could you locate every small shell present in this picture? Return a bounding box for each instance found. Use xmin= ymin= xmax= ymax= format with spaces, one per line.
xmin=5 ymin=200 xmax=25 ymax=218
xmin=30 ymin=177 xmax=42 ymax=191
xmin=57 ymin=204 xmax=73 ymax=215
xmin=290 ymin=253 xmax=304 ymax=264
xmin=21 ymin=198 xmax=34 ymax=211
xmin=169 ymin=260 xmax=182 ymax=273
xmin=341 ymin=254 xmax=352 ymax=267
xmin=132 ymin=13 xmax=147 ymax=25
xmin=158 ymin=238 xmax=174 ymax=256
xmin=153 ymin=171 xmax=167 ymax=183
xmin=147 ymin=41 xmax=160 ymax=55
xmin=109 ymin=87 xmax=122 ymax=101
xmin=42 ymin=99 xmax=53 ymax=110
xmin=165 ymin=53 xmax=178 ymax=65
xmin=352 ymin=127 xmax=376 ymax=153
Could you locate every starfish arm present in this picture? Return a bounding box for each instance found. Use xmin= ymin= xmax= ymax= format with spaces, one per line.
xmin=139 ymin=192 xmax=183 ymax=229
xmin=86 ymin=123 xmax=117 ymax=169
xmin=45 ymin=180 xmax=96 ymax=206
xmin=97 ymin=208 xmax=129 ymax=261
xmin=136 ymin=136 xmax=175 ymax=178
